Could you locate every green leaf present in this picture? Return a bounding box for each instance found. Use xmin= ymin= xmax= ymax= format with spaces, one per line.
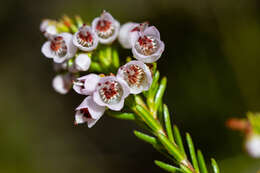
xmin=173 ymin=126 xmax=186 ymax=156
xmin=107 ymin=111 xmax=135 ymax=120
xmin=149 ymin=71 xmax=160 ymax=97
xmin=90 ymin=62 xmax=103 ymax=72
xmin=157 ymin=133 xmax=185 ymax=163
xmin=186 ymin=133 xmax=199 ymax=173
xmin=163 ymin=104 xmax=175 ymax=144
xmin=135 ymin=105 xmax=162 ymax=132
xmin=197 ymin=150 xmax=208 ymax=173
xmin=154 ymin=160 xmax=184 ymax=173
xmin=134 ymin=130 xmax=158 ymax=146
xmin=99 ymin=49 xmax=111 ymax=68
xmin=154 ymin=77 xmax=167 ymax=111
xmin=112 ymin=49 xmax=120 ymax=69
xmin=211 ymin=158 xmax=219 ymax=173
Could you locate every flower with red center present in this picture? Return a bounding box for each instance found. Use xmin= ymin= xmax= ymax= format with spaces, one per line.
xmin=52 ymin=73 xmax=75 ymax=94
xmin=118 ymin=22 xmax=139 ymax=49
xmin=130 ymin=25 xmax=165 ymax=63
xmin=92 ymin=11 xmax=120 ymax=44
xmin=117 ymin=61 xmax=152 ymax=94
xmin=73 ymin=24 xmax=99 ymax=51
xmin=73 ymin=74 xmax=101 ymax=95
xmin=40 ymin=19 xmax=57 ymax=39
xmin=75 ymin=96 xmax=106 ymax=128
xmin=41 ymin=33 xmax=77 ymax=63
xmin=93 ymin=76 xmax=130 ymax=111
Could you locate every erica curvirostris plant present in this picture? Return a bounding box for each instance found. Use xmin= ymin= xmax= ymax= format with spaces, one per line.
xmin=40 ymin=10 xmax=220 ymax=173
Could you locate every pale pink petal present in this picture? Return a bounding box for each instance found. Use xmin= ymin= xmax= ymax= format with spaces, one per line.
xmin=41 ymin=41 xmax=53 ymax=58
xmin=143 ymin=26 xmax=161 ymax=39
xmin=75 ymin=54 xmax=91 ymax=71
xmin=116 ymin=60 xmax=152 ymax=94
xmin=118 ymin=22 xmax=139 ymax=49
xmin=132 ymin=39 xmax=165 ymax=63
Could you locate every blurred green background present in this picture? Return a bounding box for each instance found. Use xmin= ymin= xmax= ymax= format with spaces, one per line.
xmin=1 ymin=0 xmax=260 ymax=172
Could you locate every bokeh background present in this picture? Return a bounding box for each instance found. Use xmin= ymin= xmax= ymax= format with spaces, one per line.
xmin=1 ymin=0 xmax=260 ymax=172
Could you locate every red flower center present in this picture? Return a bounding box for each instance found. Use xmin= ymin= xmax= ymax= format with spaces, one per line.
xmin=78 ymin=31 xmax=93 ymax=43
xmin=124 ymin=65 xmax=145 ymax=87
xmin=50 ymin=36 xmax=67 ymax=57
xmin=80 ymin=108 xmax=91 ymax=118
xmin=135 ymin=35 xmax=158 ymax=56
xmin=99 ymin=80 xmax=123 ymax=104
xmin=96 ymin=20 xmax=111 ymax=32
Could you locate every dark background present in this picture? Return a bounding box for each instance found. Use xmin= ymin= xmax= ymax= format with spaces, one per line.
xmin=1 ymin=0 xmax=260 ymax=172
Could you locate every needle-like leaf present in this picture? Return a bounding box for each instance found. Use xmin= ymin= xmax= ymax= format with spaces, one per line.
xmin=157 ymin=133 xmax=185 ymax=163
xmin=173 ymin=126 xmax=186 ymax=156
xmin=107 ymin=111 xmax=135 ymax=120
xmin=135 ymin=105 xmax=163 ymax=132
xmin=163 ymin=104 xmax=175 ymax=143
xmin=186 ymin=133 xmax=199 ymax=173
xmin=197 ymin=150 xmax=208 ymax=173
xmin=211 ymin=158 xmax=219 ymax=173
xmin=134 ymin=130 xmax=158 ymax=146
xmin=155 ymin=160 xmax=184 ymax=173
xmin=154 ymin=77 xmax=167 ymax=111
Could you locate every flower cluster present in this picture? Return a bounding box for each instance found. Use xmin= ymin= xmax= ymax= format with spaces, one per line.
xmin=40 ymin=11 xmax=164 ymax=127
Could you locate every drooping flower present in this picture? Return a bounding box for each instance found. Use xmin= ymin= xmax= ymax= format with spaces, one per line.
xmin=118 ymin=22 xmax=139 ymax=49
xmin=52 ymin=73 xmax=74 ymax=94
xmin=130 ymin=25 xmax=165 ymax=63
xmin=73 ymin=24 xmax=99 ymax=51
xmin=245 ymin=134 xmax=260 ymax=158
xmin=73 ymin=74 xmax=101 ymax=95
xmin=41 ymin=33 xmax=77 ymax=63
xmin=93 ymin=76 xmax=130 ymax=111
xmin=40 ymin=19 xmax=57 ymax=39
xmin=117 ymin=61 xmax=152 ymax=94
xmin=75 ymin=96 xmax=106 ymax=128
xmin=92 ymin=11 xmax=120 ymax=44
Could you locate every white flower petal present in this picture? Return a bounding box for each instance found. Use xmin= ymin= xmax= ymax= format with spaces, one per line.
xmin=75 ymin=96 xmax=106 ymax=127
xmin=117 ymin=60 xmax=152 ymax=94
xmin=246 ymin=134 xmax=260 ymax=158
xmin=41 ymin=41 xmax=53 ymax=58
xmin=75 ymin=54 xmax=91 ymax=71
xmin=72 ymin=26 xmax=99 ymax=52
xmin=118 ymin=22 xmax=139 ymax=49
xmin=52 ymin=74 xmax=72 ymax=94
xmin=144 ymin=26 xmax=161 ymax=40
xmin=93 ymin=76 xmax=130 ymax=111
xmin=132 ymin=39 xmax=165 ymax=63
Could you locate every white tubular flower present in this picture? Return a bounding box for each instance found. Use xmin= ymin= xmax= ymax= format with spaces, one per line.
xmin=118 ymin=22 xmax=139 ymax=49
xmin=73 ymin=24 xmax=99 ymax=51
xmin=93 ymin=76 xmax=130 ymax=111
xmin=92 ymin=11 xmax=120 ymax=44
xmin=73 ymin=74 xmax=101 ymax=95
xmin=117 ymin=61 xmax=152 ymax=94
xmin=75 ymin=96 xmax=106 ymax=128
xmin=245 ymin=134 xmax=260 ymax=158
xmin=74 ymin=54 xmax=91 ymax=71
xmin=40 ymin=19 xmax=57 ymax=39
xmin=41 ymin=33 xmax=77 ymax=63
xmin=131 ymin=25 xmax=165 ymax=63
xmin=52 ymin=73 xmax=73 ymax=94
